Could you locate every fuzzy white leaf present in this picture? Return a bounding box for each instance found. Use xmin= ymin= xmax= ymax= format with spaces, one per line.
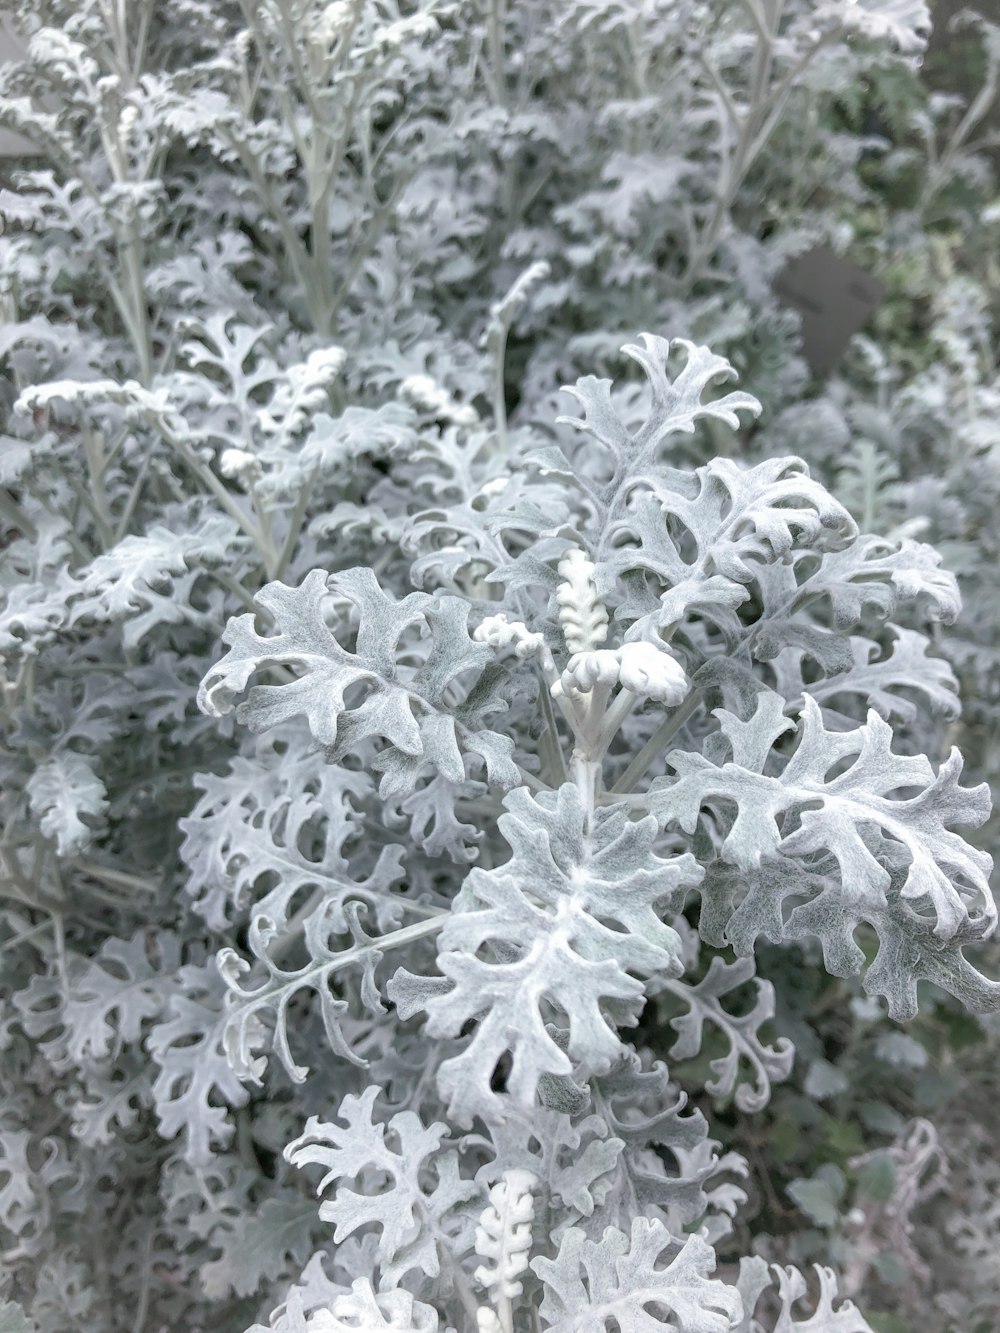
xmin=286 ymin=1087 xmax=477 ymax=1289
xmin=198 ymin=568 xmax=519 ymax=796
xmin=534 ymin=1220 xmax=742 ymax=1333
xmin=26 ymin=752 xmax=107 ymax=856
xmin=309 ymin=1278 xmax=439 ymax=1332
xmin=390 ymin=784 xmax=701 ymax=1125
xmin=661 ymin=692 xmax=994 ymax=943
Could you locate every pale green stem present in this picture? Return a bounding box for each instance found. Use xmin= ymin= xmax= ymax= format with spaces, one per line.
xmin=596 ymin=687 xmax=639 ymax=753
xmin=75 ymin=861 xmax=159 ymax=894
xmin=116 ymin=227 xmax=153 ymax=386
xmin=490 ymin=319 xmax=511 ymax=458
xmin=0 ymin=489 xmax=37 ymax=543
xmin=922 ymin=51 xmax=999 ymax=211
xmin=211 ymin=568 xmax=264 ymax=615
xmin=487 ymin=0 xmax=508 ymax=110
xmin=573 ymin=682 xmax=612 ymax=754
xmin=82 ymin=430 xmax=116 ymax=548
xmin=154 ymin=417 xmax=266 ymax=554
xmin=114 ymin=453 xmax=152 ymax=542
xmin=129 ymin=1227 xmax=154 ymax=1333
xmin=0 ymin=919 xmax=53 ymax=956
xmin=610 ymin=688 xmax=702 ymax=794
xmin=572 ymin=754 xmax=602 ymax=829
xmin=247 ymin=482 xmax=281 ymax=580
xmin=536 ymin=671 xmax=569 ymax=786
xmin=682 ymin=0 xmax=837 ymax=293
xmin=517 ymin=765 xmax=549 ymax=793
xmin=273 ymin=467 xmax=319 ymax=581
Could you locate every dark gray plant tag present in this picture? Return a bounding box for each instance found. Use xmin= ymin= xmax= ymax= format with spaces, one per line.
xmin=773 ymin=246 xmax=885 ymax=374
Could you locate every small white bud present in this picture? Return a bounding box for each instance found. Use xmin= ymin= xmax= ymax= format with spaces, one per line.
xmin=556 ymin=548 xmax=608 ymax=653
xmin=379 ymin=13 xmax=438 ymax=50
xmin=399 ymin=373 xmax=478 ymax=426
xmin=487 ymin=261 xmax=552 ymax=331
xmin=313 ymin=1 xmax=354 ymax=48
xmin=474 ymin=614 xmax=545 ymax=661
xmin=616 ymin=641 xmax=688 ymax=704
xmin=399 ymin=373 xmax=436 ymax=402
xmin=554 ymin=642 xmax=688 ymax=703
xmin=118 ymin=104 xmax=138 ymax=144
xmin=219 ymin=448 xmax=260 ymax=480
xmin=307 ymin=345 xmax=347 ymax=378
xmin=554 ymin=649 xmax=620 ymax=698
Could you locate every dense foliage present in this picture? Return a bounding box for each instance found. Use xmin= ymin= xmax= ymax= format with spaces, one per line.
xmin=1 ymin=2 xmax=998 ymax=1331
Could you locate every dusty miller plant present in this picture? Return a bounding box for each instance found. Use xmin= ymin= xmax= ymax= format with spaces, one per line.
xmin=1 ymin=1 xmax=999 ymax=1331
xmin=188 ymin=332 xmax=998 ymax=1332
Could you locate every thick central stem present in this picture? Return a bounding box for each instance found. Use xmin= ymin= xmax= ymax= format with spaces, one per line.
xmin=572 ymin=753 xmax=602 ymax=827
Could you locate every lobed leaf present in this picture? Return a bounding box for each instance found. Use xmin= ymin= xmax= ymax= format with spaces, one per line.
xmin=147 ymin=962 xmax=250 ymax=1167
xmin=286 ymin=1086 xmax=478 ymax=1290
xmin=734 ymin=1257 xmax=874 ymax=1332
xmin=657 ymin=956 xmax=795 ymax=1113
xmin=198 ymin=567 xmax=519 ymax=796
xmin=558 ymin=336 xmax=761 ymax=485
xmin=659 ymin=692 xmax=994 ymax=943
xmin=25 ymin=751 xmax=107 ymax=857
xmin=533 ymin=1219 xmax=742 ymax=1333
xmin=611 ymin=458 xmax=856 ymax=643
xmin=390 ymin=784 xmax=701 ymax=1125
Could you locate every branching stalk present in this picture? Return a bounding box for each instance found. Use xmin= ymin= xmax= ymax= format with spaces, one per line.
xmin=610 ymin=688 xmax=703 ymax=793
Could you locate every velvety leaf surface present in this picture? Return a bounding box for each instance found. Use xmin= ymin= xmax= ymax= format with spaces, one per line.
xmin=390 ymin=784 xmax=701 ymax=1124
xmin=533 ymin=1219 xmax=742 ymax=1333
xmin=198 ymin=567 xmax=519 ymax=795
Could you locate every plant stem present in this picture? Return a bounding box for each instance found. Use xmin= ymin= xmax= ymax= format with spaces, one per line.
xmin=597 ymin=687 xmax=638 ymax=752
xmin=487 ymin=0 xmax=508 ymax=110
xmin=536 ymin=674 xmax=569 ymax=786
xmin=154 ymin=416 xmax=266 ymax=553
xmin=610 ymin=688 xmax=702 ymax=793
xmin=681 ymin=0 xmax=838 ymax=293
xmin=75 ymin=861 xmax=160 ymax=894
xmin=0 ymin=489 xmax=37 ymax=542
xmin=273 ymin=468 xmax=319 ymax=581
xmin=82 ymin=429 xmax=116 ymax=548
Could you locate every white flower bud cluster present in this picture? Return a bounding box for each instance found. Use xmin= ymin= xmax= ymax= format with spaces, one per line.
xmin=307 ymin=345 xmax=348 ymax=378
xmin=256 ymin=347 xmax=346 ymax=437
xmin=553 ymin=640 xmax=688 ymax=703
xmin=473 ymin=614 xmax=544 ymax=661
xmin=312 ymin=2 xmax=354 ymax=50
xmin=378 ymin=13 xmax=439 ymax=51
xmin=556 ymin=548 xmax=608 ymax=653
xmin=399 ymin=373 xmax=479 ymax=426
xmin=617 ymin=641 xmax=689 ymax=701
xmin=219 ymin=448 xmax=261 ymax=483
xmin=117 ymin=104 xmax=139 ymax=145
xmin=474 ymin=1169 xmax=538 ymax=1302
xmin=553 ymin=648 xmax=619 ymax=696
xmin=487 ymin=260 xmax=552 ymax=330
